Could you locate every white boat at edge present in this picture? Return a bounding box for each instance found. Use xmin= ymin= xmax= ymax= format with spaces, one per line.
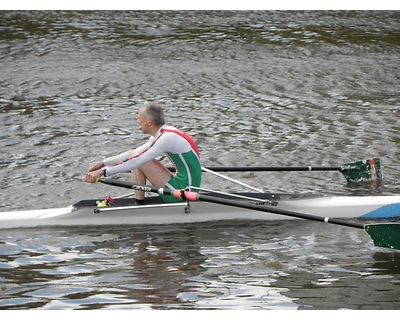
xmin=1 ymin=192 xmax=400 ymax=229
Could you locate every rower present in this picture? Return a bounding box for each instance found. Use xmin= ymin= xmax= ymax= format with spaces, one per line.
xmin=83 ymin=102 xmax=202 ymax=205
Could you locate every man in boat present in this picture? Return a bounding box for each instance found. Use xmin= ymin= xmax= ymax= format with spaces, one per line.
xmin=83 ymin=102 xmax=202 ymax=204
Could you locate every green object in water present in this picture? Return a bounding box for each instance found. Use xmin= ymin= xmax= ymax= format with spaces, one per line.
xmin=365 ymin=223 xmax=400 ymax=250
xmin=341 ymin=158 xmax=382 ymax=183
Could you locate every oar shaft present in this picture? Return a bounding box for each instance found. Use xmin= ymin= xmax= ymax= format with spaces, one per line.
xmin=97 ymin=178 xmax=363 ymax=229
xmin=97 ymin=178 xmax=400 ymax=250
xmin=167 ymin=166 xmax=342 ymax=172
xmin=192 ymin=192 xmax=364 ymax=229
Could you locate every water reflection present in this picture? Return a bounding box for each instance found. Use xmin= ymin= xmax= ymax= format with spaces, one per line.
xmin=371 ymin=252 xmax=400 ymax=275
xmin=0 ymin=222 xmax=302 ymax=309
xmin=1 ymin=219 xmax=400 ymax=309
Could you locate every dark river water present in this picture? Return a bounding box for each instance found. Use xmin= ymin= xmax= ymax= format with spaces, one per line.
xmin=0 ymin=10 xmax=399 ymax=310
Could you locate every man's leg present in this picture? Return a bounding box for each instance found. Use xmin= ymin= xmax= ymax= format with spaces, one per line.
xmin=131 ymin=167 xmax=146 ymax=201
xmin=131 ymin=160 xmax=172 ymax=202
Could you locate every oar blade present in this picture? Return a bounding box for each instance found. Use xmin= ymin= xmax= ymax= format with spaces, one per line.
xmin=365 ymin=223 xmax=400 ymax=250
xmin=340 ymin=158 xmax=382 ymax=183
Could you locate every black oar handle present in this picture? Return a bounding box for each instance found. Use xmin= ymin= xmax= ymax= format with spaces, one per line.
xmin=167 ymin=166 xmax=342 ymax=172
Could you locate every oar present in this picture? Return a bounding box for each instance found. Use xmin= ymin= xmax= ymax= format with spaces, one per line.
xmin=167 ymin=158 xmax=382 ymax=183
xmin=97 ymin=178 xmax=400 ymax=251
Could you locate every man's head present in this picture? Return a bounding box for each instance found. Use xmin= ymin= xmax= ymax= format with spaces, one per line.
xmin=137 ymin=102 xmax=165 ymax=135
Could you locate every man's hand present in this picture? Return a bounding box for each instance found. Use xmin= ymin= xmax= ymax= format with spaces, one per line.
xmin=88 ymin=161 xmax=104 ymax=172
xmin=83 ymin=169 xmax=104 ymax=183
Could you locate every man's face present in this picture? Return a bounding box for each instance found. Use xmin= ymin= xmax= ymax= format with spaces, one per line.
xmin=137 ymin=108 xmax=150 ymax=134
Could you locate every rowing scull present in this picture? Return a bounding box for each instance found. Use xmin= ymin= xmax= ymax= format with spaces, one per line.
xmin=1 ymin=191 xmax=399 ymax=229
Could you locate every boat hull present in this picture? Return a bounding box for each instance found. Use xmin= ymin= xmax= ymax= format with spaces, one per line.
xmin=1 ymin=193 xmax=399 ymax=229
